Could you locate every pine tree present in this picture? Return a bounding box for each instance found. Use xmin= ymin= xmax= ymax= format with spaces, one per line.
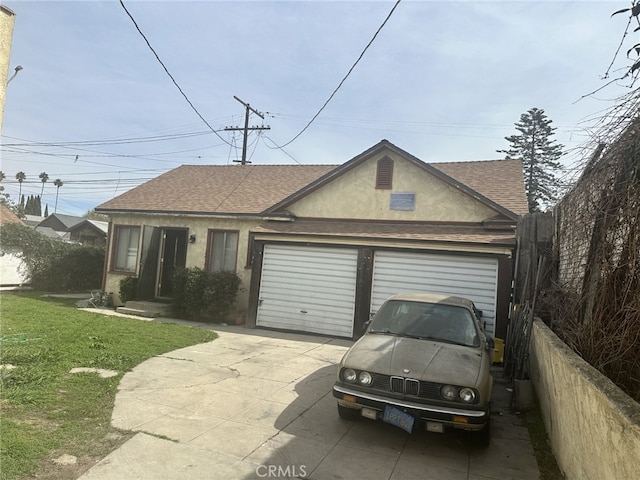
xmin=25 ymin=195 xmax=33 ymax=215
xmin=498 ymin=107 xmax=565 ymax=212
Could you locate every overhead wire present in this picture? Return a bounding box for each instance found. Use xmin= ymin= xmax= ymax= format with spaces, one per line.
xmin=118 ymin=0 xmax=234 ymax=148
xmin=262 ymin=136 xmax=301 ymax=164
xmin=273 ymin=0 xmax=403 ymax=149
xmin=1 ymin=130 xmax=214 ymax=147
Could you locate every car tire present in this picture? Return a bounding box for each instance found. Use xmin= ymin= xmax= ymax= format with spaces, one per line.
xmin=337 ymin=403 xmax=360 ymax=421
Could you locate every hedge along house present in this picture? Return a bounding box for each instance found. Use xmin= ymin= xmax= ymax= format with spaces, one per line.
xmin=96 ymin=140 xmax=528 ymax=340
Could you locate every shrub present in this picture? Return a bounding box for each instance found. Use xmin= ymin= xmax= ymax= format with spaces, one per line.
xmin=0 ymin=223 xmax=104 ymax=292
xmin=172 ymin=267 xmax=241 ymax=322
xmin=119 ymin=276 xmax=138 ymax=303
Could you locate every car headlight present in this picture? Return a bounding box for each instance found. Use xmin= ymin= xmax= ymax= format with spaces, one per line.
xmin=440 ymin=384 xmax=457 ymax=401
xmin=342 ymin=368 xmax=357 ymax=383
xmin=459 ymin=387 xmax=476 ymax=403
xmin=358 ymin=371 xmax=373 ymax=386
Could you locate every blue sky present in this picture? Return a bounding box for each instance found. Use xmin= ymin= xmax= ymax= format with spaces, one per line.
xmin=1 ymin=0 xmax=634 ymax=216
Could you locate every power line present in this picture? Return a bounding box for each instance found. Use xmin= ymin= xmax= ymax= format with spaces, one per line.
xmin=275 ymin=0 xmax=402 ymax=149
xmin=119 ymin=0 xmax=233 ymax=147
xmin=1 ymin=130 xmax=214 ymax=147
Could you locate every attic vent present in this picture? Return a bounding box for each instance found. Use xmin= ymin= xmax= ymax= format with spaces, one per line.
xmin=376 ymin=157 xmax=394 ymax=189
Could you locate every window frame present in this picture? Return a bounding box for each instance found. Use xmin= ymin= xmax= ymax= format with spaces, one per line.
xmin=110 ymin=225 xmax=141 ymax=274
xmin=205 ymin=229 xmax=239 ymax=273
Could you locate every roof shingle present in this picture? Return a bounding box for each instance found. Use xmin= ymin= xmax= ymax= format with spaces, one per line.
xmin=97 ymin=165 xmax=336 ymax=215
xmin=432 ymin=159 xmax=529 ymax=215
xmin=96 ymin=145 xmax=528 ymax=217
xmin=253 ymin=220 xmax=516 ymax=246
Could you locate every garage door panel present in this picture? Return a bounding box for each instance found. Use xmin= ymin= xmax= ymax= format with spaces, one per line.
xmin=371 ymin=251 xmax=499 ymax=337
xmin=259 ymin=278 xmax=356 ymax=299
xmin=257 ymin=245 xmax=358 ymax=338
xmin=257 ymin=294 xmax=356 ymax=314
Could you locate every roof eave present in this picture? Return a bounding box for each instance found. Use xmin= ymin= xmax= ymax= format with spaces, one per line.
xmin=95 ymin=207 xmax=293 ymax=221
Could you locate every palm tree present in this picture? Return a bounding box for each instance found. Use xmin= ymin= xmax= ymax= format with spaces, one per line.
xmin=16 ymin=171 xmax=26 ymax=200
xmin=39 ymin=171 xmax=49 ymax=196
xmin=53 ymin=178 xmax=63 ymax=213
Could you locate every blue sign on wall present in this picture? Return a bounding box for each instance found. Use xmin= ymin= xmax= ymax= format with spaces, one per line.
xmin=390 ymin=192 xmax=415 ymax=211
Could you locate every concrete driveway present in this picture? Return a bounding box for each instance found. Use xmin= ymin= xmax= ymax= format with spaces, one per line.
xmin=79 ymin=325 xmax=539 ymax=480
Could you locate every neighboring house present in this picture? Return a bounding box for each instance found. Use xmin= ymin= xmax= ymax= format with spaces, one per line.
xmin=35 ymin=213 xmax=84 ymax=232
xmin=0 ymin=204 xmax=29 ymax=287
xmin=66 ymin=219 xmax=108 ymax=245
xmin=23 ymin=214 xmax=44 ymax=226
xmin=33 ymin=214 xmax=75 ymax=242
xmin=96 ymin=140 xmax=528 ymax=340
xmin=32 ymin=213 xmax=107 ymax=244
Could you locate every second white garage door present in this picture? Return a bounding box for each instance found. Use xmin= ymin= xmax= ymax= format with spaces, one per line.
xmin=256 ymin=245 xmax=358 ymax=337
xmin=371 ymin=251 xmax=499 ymax=337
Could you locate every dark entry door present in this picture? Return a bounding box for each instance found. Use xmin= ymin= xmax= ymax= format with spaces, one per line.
xmin=158 ymin=229 xmax=187 ymax=297
xmin=137 ymin=226 xmax=161 ymax=300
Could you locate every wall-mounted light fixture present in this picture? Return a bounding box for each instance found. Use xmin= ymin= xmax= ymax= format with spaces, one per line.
xmin=189 ymin=234 xmax=196 ymax=244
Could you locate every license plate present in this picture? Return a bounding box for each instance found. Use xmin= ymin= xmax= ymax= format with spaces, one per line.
xmin=383 ymin=405 xmax=414 ymax=433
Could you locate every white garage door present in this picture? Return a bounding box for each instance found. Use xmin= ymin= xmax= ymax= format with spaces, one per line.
xmin=256 ymin=245 xmax=358 ymax=337
xmin=371 ymin=251 xmax=499 ymax=337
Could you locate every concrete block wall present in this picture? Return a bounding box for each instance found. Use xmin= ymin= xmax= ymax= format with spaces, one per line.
xmin=529 ymin=319 xmax=640 ymax=480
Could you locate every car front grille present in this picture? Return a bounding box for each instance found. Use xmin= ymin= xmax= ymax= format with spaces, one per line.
xmin=372 ymin=373 xmax=441 ymax=399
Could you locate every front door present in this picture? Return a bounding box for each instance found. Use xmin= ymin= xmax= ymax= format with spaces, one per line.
xmin=158 ymin=229 xmax=188 ymax=297
xmin=137 ymin=226 xmax=161 ymax=300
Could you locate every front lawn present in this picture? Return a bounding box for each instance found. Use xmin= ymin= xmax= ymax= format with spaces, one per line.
xmin=0 ymin=292 xmax=217 ymax=480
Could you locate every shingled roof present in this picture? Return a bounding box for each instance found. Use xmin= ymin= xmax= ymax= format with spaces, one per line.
xmin=96 ymin=141 xmax=528 ymax=217
xmin=97 ymin=165 xmax=337 ymax=215
xmin=0 ymin=205 xmax=23 ymax=225
xmin=432 ymin=159 xmax=529 ymax=216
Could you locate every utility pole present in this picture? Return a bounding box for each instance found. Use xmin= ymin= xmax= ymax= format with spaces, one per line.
xmin=224 ymin=96 xmax=270 ymax=165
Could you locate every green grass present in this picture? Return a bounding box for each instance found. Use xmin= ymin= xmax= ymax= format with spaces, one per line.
xmin=0 ymin=292 xmax=217 ymax=480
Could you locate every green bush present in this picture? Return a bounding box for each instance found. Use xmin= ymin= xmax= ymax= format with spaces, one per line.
xmin=119 ymin=276 xmax=138 ymax=303
xmin=0 ymin=223 xmax=104 ymax=292
xmin=172 ymin=267 xmax=241 ymax=322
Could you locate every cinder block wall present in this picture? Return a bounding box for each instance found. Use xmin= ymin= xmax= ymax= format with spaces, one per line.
xmin=529 ymin=319 xmax=640 ymax=480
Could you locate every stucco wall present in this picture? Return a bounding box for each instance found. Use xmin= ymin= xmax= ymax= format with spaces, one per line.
xmin=529 ymin=319 xmax=640 ymax=480
xmin=288 ymin=151 xmax=496 ymax=221
xmin=0 ymin=5 xmax=16 ymax=135
xmin=103 ymin=214 xmax=259 ymax=311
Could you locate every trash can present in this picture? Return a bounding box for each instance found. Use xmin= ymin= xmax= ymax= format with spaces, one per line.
xmin=492 ymin=338 xmax=504 ymax=364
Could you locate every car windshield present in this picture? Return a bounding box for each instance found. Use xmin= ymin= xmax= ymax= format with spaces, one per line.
xmin=368 ymin=300 xmax=480 ymax=347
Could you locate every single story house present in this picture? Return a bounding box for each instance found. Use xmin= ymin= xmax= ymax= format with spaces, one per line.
xmin=95 ymin=140 xmax=528 ymax=340
xmin=66 ymin=219 xmax=108 ymax=245
xmin=33 ymin=213 xmax=107 ymax=244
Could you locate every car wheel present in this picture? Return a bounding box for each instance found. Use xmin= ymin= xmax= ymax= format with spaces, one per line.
xmin=337 ymin=403 xmax=360 ymax=421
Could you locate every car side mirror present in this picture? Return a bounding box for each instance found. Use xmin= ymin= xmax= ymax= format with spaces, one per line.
xmin=363 ymin=320 xmax=371 ymax=332
xmin=486 ymin=336 xmax=495 ymax=350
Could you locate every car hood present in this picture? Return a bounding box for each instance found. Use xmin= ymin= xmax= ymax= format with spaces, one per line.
xmin=341 ymin=334 xmax=484 ymax=387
